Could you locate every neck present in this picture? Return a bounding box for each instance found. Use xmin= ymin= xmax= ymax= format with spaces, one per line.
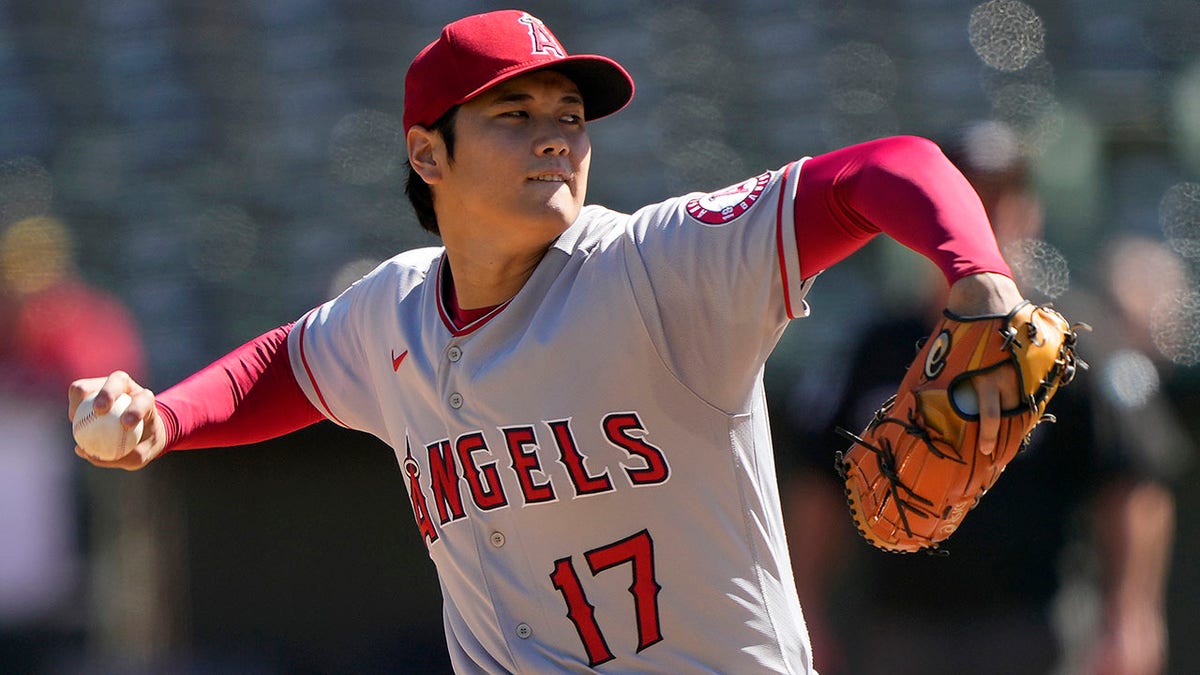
xmin=435 ymin=204 xmax=575 ymax=309
xmin=442 ymin=242 xmax=550 ymax=309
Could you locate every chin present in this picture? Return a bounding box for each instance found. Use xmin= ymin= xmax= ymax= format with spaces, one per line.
xmin=529 ymin=200 xmax=581 ymax=230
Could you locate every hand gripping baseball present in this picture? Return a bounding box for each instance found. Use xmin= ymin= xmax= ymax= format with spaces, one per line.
xmin=834 ymin=300 xmax=1088 ymax=553
xmin=68 ymin=371 xmax=166 ymax=470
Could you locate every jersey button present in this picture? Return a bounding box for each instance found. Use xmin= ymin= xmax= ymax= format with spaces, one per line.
xmin=489 ymin=531 xmax=505 ymax=548
xmin=447 ymin=346 xmax=462 ymax=362
xmin=449 ymin=393 xmax=463 ymax=409
xmin=515 ymin=623 xmax=532 ymax=640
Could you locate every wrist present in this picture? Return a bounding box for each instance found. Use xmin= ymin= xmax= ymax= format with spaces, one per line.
xmin=946 ymin=272 xmax=1024 ymax=317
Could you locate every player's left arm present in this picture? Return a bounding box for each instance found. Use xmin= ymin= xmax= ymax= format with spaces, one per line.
xmin=792 ymin=135 xmax=1027 ymax=451
xmin=793 ymin=135 xmax=1011 ymax=289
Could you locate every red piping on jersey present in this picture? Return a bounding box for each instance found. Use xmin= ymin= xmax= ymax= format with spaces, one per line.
xmin=296 ymin=309 xmax=349 ymax=427
xmin=775 ymin=162 xmax=797 ymax=320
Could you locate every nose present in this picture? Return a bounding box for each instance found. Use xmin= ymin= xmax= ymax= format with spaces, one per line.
xmin=535 ymin=120 xmax=569 ymax=156
xmin=538 ymin=136 xmax=568 ymax=156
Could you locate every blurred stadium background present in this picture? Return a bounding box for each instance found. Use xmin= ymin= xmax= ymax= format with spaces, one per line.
xmin=0 ymin=0 xmax=1197 ymax=673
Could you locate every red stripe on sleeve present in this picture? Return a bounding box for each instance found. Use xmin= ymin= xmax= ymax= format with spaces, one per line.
xmin=792 ymin=135 xmax=1011 ymax=284
xmin=295 ymin=311 xmax=350 ymax=427
xmin=155 ymin=323 xmax=325 ymax=451
xmin=774 ymin=162 xmax=797 ymax=319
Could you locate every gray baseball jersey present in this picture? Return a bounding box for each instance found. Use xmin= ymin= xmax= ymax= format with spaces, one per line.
xmin=289 ymin=160 xmax=817 ymax=673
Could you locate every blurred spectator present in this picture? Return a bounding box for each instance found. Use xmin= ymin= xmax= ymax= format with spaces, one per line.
xmin=775 ymin=121 xmax=1189 ymax=675
xmin=1 ymin=216 xmax=146 ymax=393
xmin=0 ymin=214 xmax=147 ymax=670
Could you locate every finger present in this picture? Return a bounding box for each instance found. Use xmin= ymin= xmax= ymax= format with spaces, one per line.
xmin=997 ymin=364 xmax=1021 ymax=410
xmin=122 ymin=388 xmax=156 ymax=431
xmin=975 ymin=376 xmax=1001 ymax=456
xmin=67 ymin=377 xmax=109 ymax=421
xmin=94 ymin=370 xmax=136 ymax=414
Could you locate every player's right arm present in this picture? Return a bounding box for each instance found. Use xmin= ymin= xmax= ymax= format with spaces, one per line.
xmin=68 ymin=324 xmax=324 ymax=471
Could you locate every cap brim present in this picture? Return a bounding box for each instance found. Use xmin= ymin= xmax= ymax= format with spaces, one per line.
xmin=545 ymin=56 xmax=635 ymax=121
xmin=455 ymin=55 xmax=635 ymax=122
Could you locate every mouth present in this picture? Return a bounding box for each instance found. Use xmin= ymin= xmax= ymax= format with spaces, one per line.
xmin=527 ymin=171 xmax=572 ymax=184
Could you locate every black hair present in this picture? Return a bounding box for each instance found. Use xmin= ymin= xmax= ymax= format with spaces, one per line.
xmin=404 ymin=105 xmax=459 ymax=236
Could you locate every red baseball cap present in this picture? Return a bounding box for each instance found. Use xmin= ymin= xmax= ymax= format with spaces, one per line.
xmin=403 ymin=10 xmax=635 ymax=134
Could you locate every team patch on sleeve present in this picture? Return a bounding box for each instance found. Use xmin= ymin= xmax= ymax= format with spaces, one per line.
xmin=684 ymin=171 xmax=771 ymax=226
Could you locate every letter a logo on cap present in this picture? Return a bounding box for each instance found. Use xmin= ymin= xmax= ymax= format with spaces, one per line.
xmin=518 ymin=13 xmax=565 ymax=58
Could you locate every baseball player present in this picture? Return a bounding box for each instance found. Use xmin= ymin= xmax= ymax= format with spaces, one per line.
xmin=70 ymin=10 xmax=1031 ymax=673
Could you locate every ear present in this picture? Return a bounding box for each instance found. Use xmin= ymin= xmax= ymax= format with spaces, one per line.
xmin=407 ymin=126 xmax=444 ymax=185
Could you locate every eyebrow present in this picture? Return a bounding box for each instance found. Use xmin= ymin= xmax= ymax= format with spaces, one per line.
xmin=488 ymin=90 xmax=585 ymax=107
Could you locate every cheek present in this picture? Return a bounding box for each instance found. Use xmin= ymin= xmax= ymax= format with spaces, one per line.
xmin=575 ymin=138 xmax=592 ymax=166
xmin=573 ymin=148 xmax=592 ymax=191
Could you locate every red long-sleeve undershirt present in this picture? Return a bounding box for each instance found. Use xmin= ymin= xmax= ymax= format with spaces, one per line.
xmin=793 ymin=135 xmax=1009 ymax=281
xmin=155 ymin=325 xmax=323 ymax=451
xmin=156 ymin=135 xmax=1010 ymax=452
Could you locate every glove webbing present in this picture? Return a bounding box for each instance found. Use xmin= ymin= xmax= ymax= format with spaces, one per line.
xmin=834 ymin=420 xmax=953 ymax=555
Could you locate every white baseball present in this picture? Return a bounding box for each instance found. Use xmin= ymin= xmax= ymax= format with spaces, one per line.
xmin=951 ymin=380 xmax=980 ymax=416
xmin=73 ymin=392 xmax=143 ymax=461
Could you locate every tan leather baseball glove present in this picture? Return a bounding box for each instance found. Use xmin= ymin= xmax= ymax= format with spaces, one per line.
xmin=834 ymin=301 xmax=1087 ymax=553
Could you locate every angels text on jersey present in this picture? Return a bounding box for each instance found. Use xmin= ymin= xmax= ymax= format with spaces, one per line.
xmin=403 ymin=410 xmax=671 ymax=546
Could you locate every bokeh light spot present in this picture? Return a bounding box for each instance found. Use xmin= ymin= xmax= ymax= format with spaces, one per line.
xmin=969 ymin=0 xmax=1045 ymax=72
xmin=1 ymin=216 xmax=73 ymax=295
xmin=1101 ymin=349 xmax=1161 ymax=409
xmin=1002 ymin=237 xmax=1069 ymax=298
xmin=962 ymin=120 xmax=1023 ymax=172
xmin=1152 ymin=289 xmax=1200 ymax=366
xmin=1160 ymin=181 xmax=1200 ymax=259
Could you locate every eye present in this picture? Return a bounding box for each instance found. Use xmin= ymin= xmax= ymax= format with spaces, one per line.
xmin=499 ymin=110 xmax=529 ymax=119
xmin=560 ymin=113 xmax=584 ymax=125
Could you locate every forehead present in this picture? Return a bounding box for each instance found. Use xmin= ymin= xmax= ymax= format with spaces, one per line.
xmin=472 ymin=69 xmax=583 ymax=105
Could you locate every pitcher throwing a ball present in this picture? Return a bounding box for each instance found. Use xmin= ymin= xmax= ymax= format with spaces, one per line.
xmin=70 ymin=10 xmax=1082 ymax=673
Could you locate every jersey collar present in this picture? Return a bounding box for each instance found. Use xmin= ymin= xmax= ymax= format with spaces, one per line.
xmin=434 ymin=255 xmax=512 ymax=337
